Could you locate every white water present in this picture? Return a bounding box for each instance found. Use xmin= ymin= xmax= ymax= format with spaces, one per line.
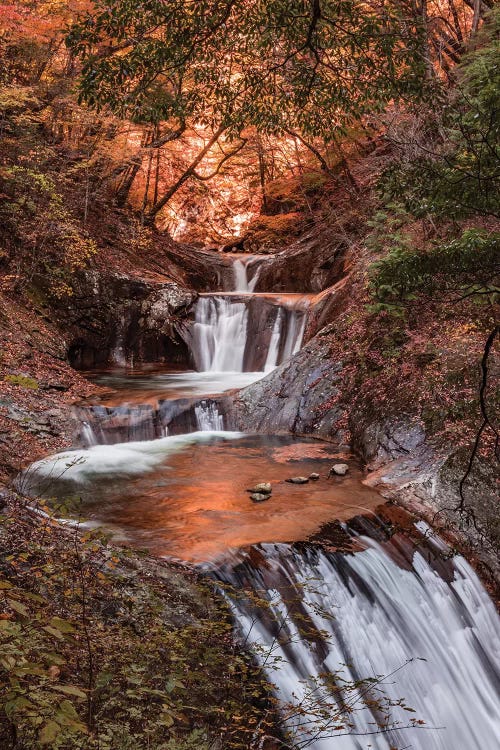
xmin=187 ymin=255 xmax=308 ymax=373
xmin=81 ymin=421 xmax=98 ymax=446
xmin=195 ymin=400 xmax=225 ymax=431
xmin=221 ymin=538 xmax=500 ymax=750
xmin=233 ymin=256 xmax=261 ymax=292
xmin=191 ymin=296 xmax=249 ymax=371
xmin=189 ymin=295 xmax=307 ymax=373
xmin=22 ymin=431 xmax=243 ymax=486
xmin=264 ymin=310 xmax=283 ymax=372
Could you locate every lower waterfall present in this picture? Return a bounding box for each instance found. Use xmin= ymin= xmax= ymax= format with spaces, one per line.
xmin=216 ymin=527 xmax=500 ymax=750
xmin=75 ymin=397 xmax=228 ymax=445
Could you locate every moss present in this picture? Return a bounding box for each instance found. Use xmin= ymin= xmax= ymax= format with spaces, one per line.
xmin=4 ymin=374 xmax=39 ymax=389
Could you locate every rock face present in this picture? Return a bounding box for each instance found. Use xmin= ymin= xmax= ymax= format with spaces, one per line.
xmin=234 ymin=338 xmax=348 ymax=444
xmin=242 ymin=229 xmax=348 ymax=293
xmin=62 ymin=271 xmax=195 ymax=369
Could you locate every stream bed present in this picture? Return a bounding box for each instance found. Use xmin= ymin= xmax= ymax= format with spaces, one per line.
xmin=22 ymin=254 xmax=500 ymax=749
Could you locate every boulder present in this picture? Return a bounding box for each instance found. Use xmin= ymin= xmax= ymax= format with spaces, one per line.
xmin=286 ymin=476 xmax=309 ymax=484
xmin=309 ymin=473 xmax=320 ymax=481
xmin=330 ymin=463 xmax=349 ymax=476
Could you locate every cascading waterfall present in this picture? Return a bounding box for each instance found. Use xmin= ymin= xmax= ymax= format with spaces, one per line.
xmin=25 ymin=235 xmax=499 ymax=750
xmin=189 ymin=294 xmax=308 ymax=373
xmin=217 ymin=528 xmax=500 ymax=750
xmin=76 ymin=396 xmax=228 ymax=446
xmin=186 ymin=255 xmax=309 ymax=373
xmin=233 ymin=256 xmax=261 ymax=292
xmin=194 ymin=399 xmax=225 ymax=431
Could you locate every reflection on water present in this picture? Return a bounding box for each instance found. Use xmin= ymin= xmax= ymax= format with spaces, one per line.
xmin=24 ymin=434 xmax=381 ymax=563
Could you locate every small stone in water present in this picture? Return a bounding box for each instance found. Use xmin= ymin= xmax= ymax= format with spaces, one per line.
xmin=309 ymin=473 xmax=320 ymax=481
xmin=247 ymin=482 xmax=272 ymax=495
xmin=250 ymin=493 xmax=269 ymax=503
xmin=286 ymin=476 xmax=309 ymax=484
xmin=330 ymin=463 xmax=349 ymax=476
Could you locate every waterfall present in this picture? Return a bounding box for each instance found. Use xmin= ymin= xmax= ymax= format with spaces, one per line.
xmin=263 ymin=309 xmax=283 ymax=372
xmin=217 ymin=532 xmax=500 ymax=750
xmin=189 ymin=295 xmax=307 ymax=373
xmin=81 ymin=421 xmax=98 ymax=447
xmin=195 ymin=400 xmax=225 ymax=431
xmin=75 ymin=396 xmax=230 ymax=445
xmin=233 ymin=257 xmax=261 ymax=292
xmin=191 ymin=296 xmax=249 ymax=372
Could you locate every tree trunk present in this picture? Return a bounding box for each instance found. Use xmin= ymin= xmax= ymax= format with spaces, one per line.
xmin=472 ymin=0 xmax=482 ymax=35
xmin=115 ymin=124 xmax=185 ymax=208
xmin=256 ymin=135 xmax=269 ymax=212
xmin=146 ymin=125 xmax=225 ymax=221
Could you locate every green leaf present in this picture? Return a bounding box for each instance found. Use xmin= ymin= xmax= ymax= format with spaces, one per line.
xmin=6 ymin=598 xmax=29 ymax=617
xmin=49 ymin=617 xmax=76 ymax=633
xmin=39 ymin=720 xmax=61 ymax=745
xmin=52 ymin=685 xmax=87 ymax=699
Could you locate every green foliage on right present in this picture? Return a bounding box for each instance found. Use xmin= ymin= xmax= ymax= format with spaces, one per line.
xmin=370 ymin=9 xmax=500 ymax=306
xmin=379 ymin=8 xmax=500 ymax=221
xmin=370 ymin=229 xmax=499 ymax=304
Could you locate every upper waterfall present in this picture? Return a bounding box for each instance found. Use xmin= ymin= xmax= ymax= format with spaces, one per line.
xmin=232 ymin=255 xmax=261 ymax=292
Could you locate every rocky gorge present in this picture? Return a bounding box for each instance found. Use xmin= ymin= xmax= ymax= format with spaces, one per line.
xmin=2 ymin=209 xmax=497 ymax=748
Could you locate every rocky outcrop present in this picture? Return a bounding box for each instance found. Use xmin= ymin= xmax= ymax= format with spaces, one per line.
xmin=62 ymin=271 xmax=195 ymax=369
xmin=234 ymin=330 xmax=499 ymax=577
xmin=234 ymin=338 xmax=349 ymax=445
xmin=244 ymin=229 xmax=348 ymax=293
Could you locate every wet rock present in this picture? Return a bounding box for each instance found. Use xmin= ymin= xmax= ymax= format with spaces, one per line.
xmin=234 ymin=338 xmax=348 ymax=445
xmin=330 ymin=463 xmax=349 ymax=476
xmin=64 ymin=272 xmax=194 ymax=369
xmin=286 ymin=476 xmax=309 ymax=484
xmin=143 ymin=284 xmax=195 ymax=336
xmin=250 ymin=493 xmax=269 ymax=503
xmin=41 ymin=381 xmax=70 ymax=392
xmin=309 ymin=473 xmax=320 ymax=481
xmin=247 ymin=482 xmax=272 ymax=495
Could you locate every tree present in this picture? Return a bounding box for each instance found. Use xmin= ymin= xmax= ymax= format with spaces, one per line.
xmin=67 ymin=0 xmax=429 ymax=137
xmin=65 ymin=0 xmax=433 ymax=218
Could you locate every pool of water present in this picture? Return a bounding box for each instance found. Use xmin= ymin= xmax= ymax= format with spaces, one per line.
xmin=22 ymin=434 xmax=382 ymax=563
xmin=83 ymin=365 xmax=266 ymax=406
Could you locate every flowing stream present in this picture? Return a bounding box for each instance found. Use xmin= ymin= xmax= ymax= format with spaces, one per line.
xmin=23 ymin=253 xmax=500 ymax=749
xmin=216 ymin=525 xmax=500 ymax=750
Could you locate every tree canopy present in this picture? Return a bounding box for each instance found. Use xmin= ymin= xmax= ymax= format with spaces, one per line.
xmin=67 ymin=0 xmax=429 ymax=138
